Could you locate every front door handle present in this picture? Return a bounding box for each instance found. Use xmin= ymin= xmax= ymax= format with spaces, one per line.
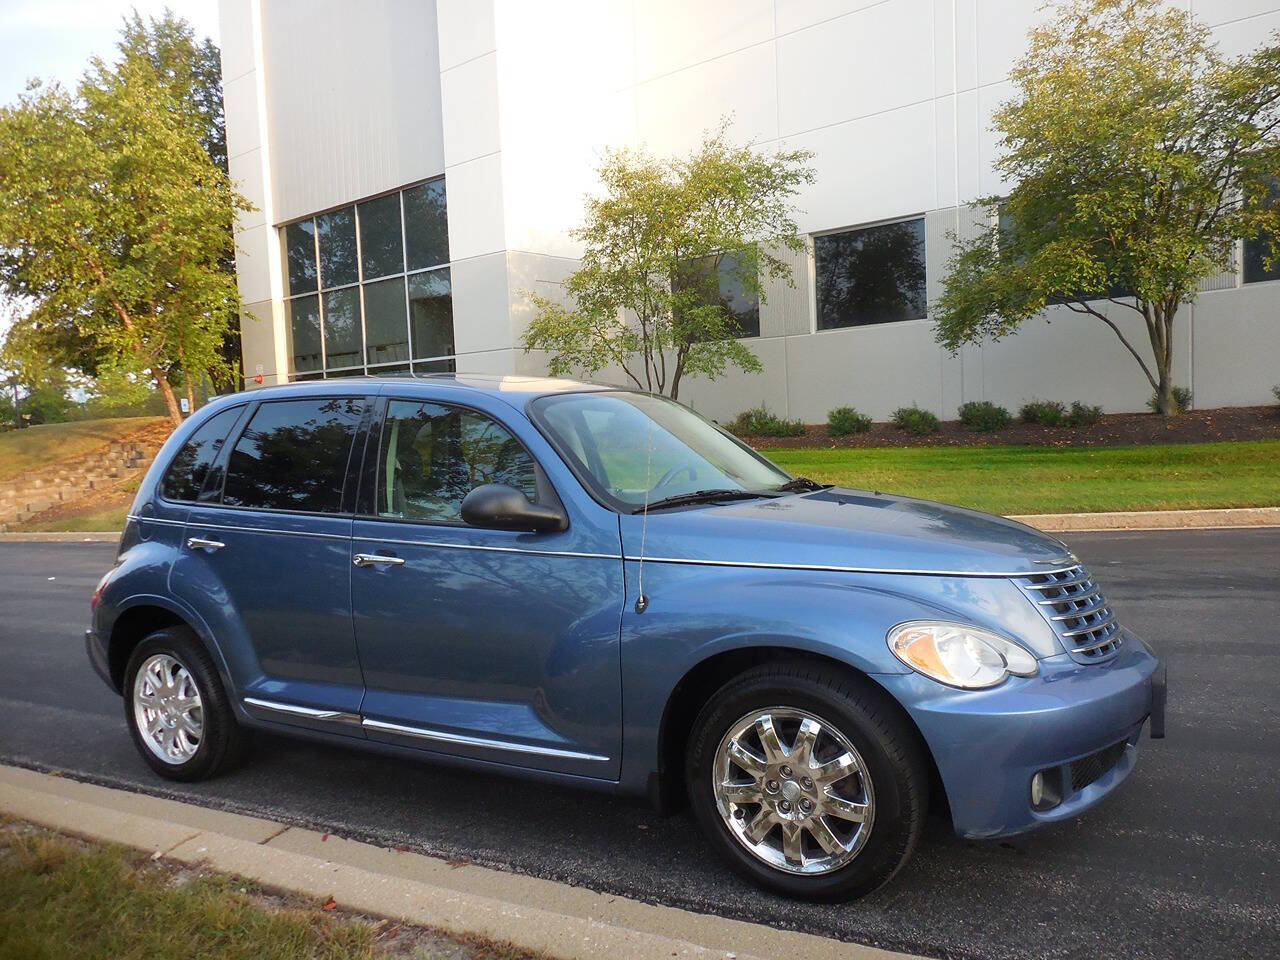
xmin=186 ymin=537 xmax=226 ymax=552
xmin=353 ymin=553 xmax=405 ymax=568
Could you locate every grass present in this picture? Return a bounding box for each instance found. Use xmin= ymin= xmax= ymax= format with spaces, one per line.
xmin=761 ymin=439 xmax=1280 ymax=515
xmin=13 ymin=498 xmax=133 ymax=533
xmin=0 ymin=417 xmax=166 ymax=482
xmin=0 ymin=822 xmax=547 ymax=960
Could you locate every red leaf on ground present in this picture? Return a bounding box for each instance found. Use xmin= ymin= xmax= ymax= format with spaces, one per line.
xmin=393 ymin=844 xmax=409 ymax=853
xmin=321 ymin=896 xmax=336 ymax=912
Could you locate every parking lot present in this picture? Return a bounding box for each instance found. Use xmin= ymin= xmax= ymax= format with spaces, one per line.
xmin=1 ymin=529 xmax=1277 ymax=960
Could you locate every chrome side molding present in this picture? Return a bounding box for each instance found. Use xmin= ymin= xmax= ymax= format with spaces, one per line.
xmin=361 ymin=718 xmax=610 ymax=762
xmin=242 ymin=697 xmax=362 ymax=726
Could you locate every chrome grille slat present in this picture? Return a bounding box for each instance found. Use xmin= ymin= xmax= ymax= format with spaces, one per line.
xmin=1017 ymin=564 xmax=1123 ymax=664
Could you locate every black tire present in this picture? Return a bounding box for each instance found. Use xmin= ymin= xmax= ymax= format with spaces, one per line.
xmin=123 ymin=626 xmax=250 ymax=782
xmin=685 ymin=660 xmax=928 ymax=901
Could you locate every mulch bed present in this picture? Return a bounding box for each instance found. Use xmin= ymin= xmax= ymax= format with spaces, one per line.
xmin=746 ymin=404 xmax=1280 ymax=449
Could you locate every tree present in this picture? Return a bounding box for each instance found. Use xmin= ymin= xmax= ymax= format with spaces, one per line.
xmin=934 ymin=0 xmax=1280 ymax=415
xmin=523 ymin=124 xmax=814 ymax=399
xmin=0 ymin=16 xmax=249 ymax=426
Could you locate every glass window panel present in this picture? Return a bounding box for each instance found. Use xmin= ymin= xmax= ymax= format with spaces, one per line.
xmin=284 ymin=220 xmax=317 ymax=295
xmin=815 ymin=218 xmax=927 ymax=329
xmin=323 ymin=367 xmax=368 ymax=378
xmin=160 ymin=406 xmax=243 ymax=502
xmin=368 ymin=362 xmax=411 ymax=375
xmin=404 ymin=179 xmax=449 ymax=270
xmin=322 ymin=287 xmax=362 ymax=370
xmin=374 ymin=400 xmax=537 ymax=523
xmin=408 ymin=269 xmax=455 ymax=359
xmin=675 ymin=252 xmax=760 ymax=339
xmin=412 ymin=358 xmax=456 ymax=374
xmin=222 ymin=398 xmax=364 ymax=513
xmin=287 ymin=295 xmax=322 ymax=373
xmin=358 ymin=193 xmax=404 ymax=280
xmin=363 ymin=276 xmax=409 ymax=365
xmin=316 ymin=206 xmax=358 ymax=289
xmin=1245 ymin=180 xmax=1280 ymax=283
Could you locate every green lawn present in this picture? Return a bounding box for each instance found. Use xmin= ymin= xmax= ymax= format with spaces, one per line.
xmin=760 ymin=439 xmax=1280 ymax=515
xmin=0 ymin=822 xmax=548 ymax=960
xmin=0 ymin=417 xmax=166 ymax=481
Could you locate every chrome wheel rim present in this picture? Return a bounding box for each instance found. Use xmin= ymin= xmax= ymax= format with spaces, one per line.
xmin=132 ymin=654 xmax=203 ymax=764
xmin=712 ymin=707 xmax=875 ymax=875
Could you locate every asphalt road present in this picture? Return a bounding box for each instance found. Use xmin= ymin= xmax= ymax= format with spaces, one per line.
xmin=1 ymin=531 xmax=1277 ymax=960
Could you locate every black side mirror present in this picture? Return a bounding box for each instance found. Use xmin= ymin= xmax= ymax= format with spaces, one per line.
xmin=460 ymin=483 xmax=568 ymax=533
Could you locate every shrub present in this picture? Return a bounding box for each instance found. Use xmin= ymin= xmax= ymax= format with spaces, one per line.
xmin=1020 ymin=398 xmax=1067 ymax=426
xmin=725 ymin=405 xmax=805 ymax=438
xmin=1272 ymin=384 xmax=1279 ymax=404
xmin=1066 ymin=401 xmax=1103 ymax=427
xmin=958 ymin=400 xmax=1011 ymax=432
xmin=1147 ymin=386 xmax=1193 ymax=414
xmin=827 ymin=406 xmax=872 ymax=436
xmin=891 ymin=406 xmax=940 ymax=435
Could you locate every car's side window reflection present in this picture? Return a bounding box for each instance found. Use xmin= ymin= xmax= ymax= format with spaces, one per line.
xmin=376 ymin=400 xmax=538 ymax=523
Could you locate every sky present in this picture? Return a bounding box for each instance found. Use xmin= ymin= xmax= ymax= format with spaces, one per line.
xmin=0 ymin=0 xmax=220 ymax=108
xmin=0 ymin=1 xmax=220 ymax=340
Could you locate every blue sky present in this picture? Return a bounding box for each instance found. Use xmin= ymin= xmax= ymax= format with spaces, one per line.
xmin=0 ymin=0 xmax=220 ymax=108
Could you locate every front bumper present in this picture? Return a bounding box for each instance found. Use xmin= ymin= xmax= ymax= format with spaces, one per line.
xmin=876 ymin=631 xmax=1162 ymax=839
xmin=85 ymin=628 xmax=116 ymax=691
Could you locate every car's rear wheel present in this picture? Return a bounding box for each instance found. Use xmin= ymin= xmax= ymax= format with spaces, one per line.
xmin=123 ymin=627 xmax=248 ymax=781
xmin=686 ymin=661 xmax=928 ymax=900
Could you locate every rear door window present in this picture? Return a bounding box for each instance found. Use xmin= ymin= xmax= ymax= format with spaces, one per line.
xmin=222 ymin=398 xmax=364 ymax=513
xmin=374 ymin=399 xmax=538 ymax=523
xmin=160 ymin=406 xmax=243 ymax=502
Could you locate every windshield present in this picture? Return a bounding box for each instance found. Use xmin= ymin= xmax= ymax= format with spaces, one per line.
xmin=531 ymin=391 xmax=791 ymax=510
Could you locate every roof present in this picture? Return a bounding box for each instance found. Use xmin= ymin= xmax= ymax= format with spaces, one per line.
xmin=228 ymin=373 xmax=618 ymax=403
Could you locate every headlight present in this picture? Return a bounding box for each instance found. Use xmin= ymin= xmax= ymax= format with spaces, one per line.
xmin=887 ymin=621 xmax=1039 ymax=689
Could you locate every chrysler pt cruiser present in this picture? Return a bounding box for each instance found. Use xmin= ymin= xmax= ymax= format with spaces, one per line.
xmin=87 ymin=375 xmax=1166 ymax=900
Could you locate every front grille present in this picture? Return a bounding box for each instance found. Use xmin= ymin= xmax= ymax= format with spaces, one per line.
xmin=1070 ymin=740 xmax=1127 ymax=791
xmin=1017 ymin=564 xmax=1123 ymax=664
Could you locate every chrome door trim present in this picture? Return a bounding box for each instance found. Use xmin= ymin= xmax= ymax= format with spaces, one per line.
xmin=353 ymin=553 xmax=405 ymax=567
xmin=356 ymin=534 xmax=619 ymax=562
xmin=186 ymin=537 xmax=226 ymax=552
xmin=243 ymin=697 xmax=362 ymax=726
xmin=361 ymin=717 xmax=610 ymax=762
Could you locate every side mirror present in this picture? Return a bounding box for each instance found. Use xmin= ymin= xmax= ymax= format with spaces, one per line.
xmin=460 ymin=483 xmax=568 ymax=533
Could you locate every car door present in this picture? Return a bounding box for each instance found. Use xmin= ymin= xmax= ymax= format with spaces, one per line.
xmin=350 ymin=393 xmax=624 ymax=779
xmin=169 ymin=392 xmax=371 ymax=734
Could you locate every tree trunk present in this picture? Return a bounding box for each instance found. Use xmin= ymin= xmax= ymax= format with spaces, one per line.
xmin=153 ymin=368 xmax=183 ymax=426
xmin=185 ymin=374 xmax=196 ymax=415
xmin=1150 ymin=304 xmax=1177 ymax=416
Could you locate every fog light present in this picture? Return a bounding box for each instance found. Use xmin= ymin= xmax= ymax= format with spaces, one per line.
xmin=1030 ymin=768 xmax=1064 ymax=811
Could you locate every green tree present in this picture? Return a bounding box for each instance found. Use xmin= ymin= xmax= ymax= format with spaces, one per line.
xmin=935 ymin=0 xmax=1280 ymax=415
xmin=523 ymin=124 xmax=814 ymax=399
xmin=0 ymin=17 xmax=249 ymax=426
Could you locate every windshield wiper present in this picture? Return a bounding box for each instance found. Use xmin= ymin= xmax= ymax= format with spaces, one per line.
xmin=775 ymin=476 xmax=830 ymax=493
xmin=634 ymin=488 xmax=778 ymax=514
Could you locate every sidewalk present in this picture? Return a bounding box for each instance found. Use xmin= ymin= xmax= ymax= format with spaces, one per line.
xmin=0 ymin=764 xmax=921 ymax=960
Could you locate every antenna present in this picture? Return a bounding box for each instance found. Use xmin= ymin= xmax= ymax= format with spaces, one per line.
xmin=634 ymin=400 xmax=654 ymax=614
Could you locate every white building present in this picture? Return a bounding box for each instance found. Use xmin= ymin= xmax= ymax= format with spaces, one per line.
xmin=219 ymin=0 xmax=1280 ymax=422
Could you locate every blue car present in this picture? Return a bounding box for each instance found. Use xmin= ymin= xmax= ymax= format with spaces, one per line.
xmin=86 ymin=375 xmax=1165 ymax=900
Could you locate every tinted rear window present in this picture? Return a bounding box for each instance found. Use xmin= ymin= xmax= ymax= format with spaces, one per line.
xmin=160 ymin=406 xmax=243 ymax=502
xmin=222 ymin=398 xmax=364 ymax=513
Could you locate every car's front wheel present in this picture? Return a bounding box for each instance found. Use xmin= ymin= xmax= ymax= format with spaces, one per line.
xmin=686 ymin=661 xmax=929 ymax=900
xmin=123 ymin=626 xmax=249 ymax=781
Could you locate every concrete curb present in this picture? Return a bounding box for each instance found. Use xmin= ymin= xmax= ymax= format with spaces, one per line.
xmin=0 ymin=764 xmax=922 ymax=960
xmin=1009 ymin=506 xmax=1280 ymax=532
xmin=0 ymin=531 xmax=120 ymax=542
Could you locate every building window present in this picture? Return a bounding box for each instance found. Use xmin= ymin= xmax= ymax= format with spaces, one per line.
xmin=815 ymin=218 xmax=926 ymax=329
xmin=282 ymin=177 xmax=454 ymax=379
xmin=674 ymin=252 xmax=760 ymax=339
xmin=1244 ymin=181 xmax=1279 ymax=284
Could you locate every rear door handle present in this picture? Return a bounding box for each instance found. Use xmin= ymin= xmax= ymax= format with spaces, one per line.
xmin=186 ymin=537 xmax=226 ymax=552
xmin=353 ymin=553 xmax=405 ymax=568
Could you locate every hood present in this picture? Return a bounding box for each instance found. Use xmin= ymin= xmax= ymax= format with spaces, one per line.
xmin=619 ymin=488 xmax=1075 ymax=576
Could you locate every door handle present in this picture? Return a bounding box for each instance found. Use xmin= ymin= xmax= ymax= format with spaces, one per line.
xmin=186 ymin=537 xmax=226 ymax=552
xmin=353 ymin=553 xmax=405 ymax=568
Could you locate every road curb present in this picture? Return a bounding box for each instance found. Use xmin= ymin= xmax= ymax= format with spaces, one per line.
xmin=1008 ymin=506 xmax=1280 ymax=532
xmin=0 ymin=764 xmax=923 ymax=960
xmin=0 ymin=531 xmax=120 ymax=542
